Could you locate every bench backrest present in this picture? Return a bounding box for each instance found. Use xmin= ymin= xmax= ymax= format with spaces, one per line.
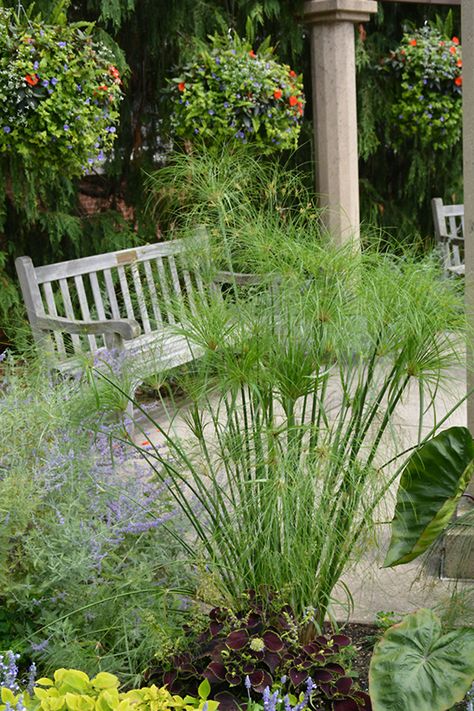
xmin=16 ymin=230 xmax=210 ymax=358
xmin=431 ymin=197 xmax=464 ymax=274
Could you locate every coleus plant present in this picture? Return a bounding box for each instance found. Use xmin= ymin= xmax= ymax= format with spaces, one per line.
xmin=147 ymin=590 xmax=371 ymax=711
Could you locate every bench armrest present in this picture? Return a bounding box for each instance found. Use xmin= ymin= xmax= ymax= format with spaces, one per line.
xmin=440 ymin=236 xmax=464 ymax=248
xmin=35 ymin=315 xmax=141 ymax=340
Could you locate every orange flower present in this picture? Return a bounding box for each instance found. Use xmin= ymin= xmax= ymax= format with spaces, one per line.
xmin=249 ymin=50 xmax=256 ymax=58
xmin=273 ymin=89 xmax=282 ymax=100
xmin=178 ymin=82 xmax=186 ymax=92
xmin=109 ymin=65 xmax=120 ymax=79
xmin=408 ymin=39 xmax=417 ymax=47
xmin=450 ymin=45 xmax=457 ymax=55
xmin=96 ymin=85 xmax=109 ymax=91
xmin=457 ymin=59 xmax=463 ymax=68
xmin=289 ymin=70 xmax=297 ymax=78
xmin=25 ymin=74 xmax=39 ymax=86
xmin=452 ymin=36 xmax=460 ymax=45
xmin=289 ymin=95 xmax=298 ymax=107
xmin=455 ymin=76 xmax=463 ymax=87
xmin=439 ymin=41 xmax=445 ymax=47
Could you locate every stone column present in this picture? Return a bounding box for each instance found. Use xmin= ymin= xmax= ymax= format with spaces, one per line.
xmin=463 ymin=0 xmax=474 ymax=495
xmin=303 ymin=0 xmax=377 ymax=246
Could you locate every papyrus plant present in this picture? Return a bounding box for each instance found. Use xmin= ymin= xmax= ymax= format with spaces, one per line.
xmin=129 ymin=232 xmax=467 ymax=625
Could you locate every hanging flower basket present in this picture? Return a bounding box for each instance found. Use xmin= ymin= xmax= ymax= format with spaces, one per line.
xmin=168 ymin=33 xmax=305 ymax=154
xmin=0 ymin=8 xmax=123 ymax=177
xmin=383 ymin=26 xmax=462 ymax=151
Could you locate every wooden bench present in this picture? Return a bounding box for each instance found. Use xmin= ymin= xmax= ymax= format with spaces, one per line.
xmin=15 ymin=230 xmax=224 ymax=413
xmin=431 ymin=198 xmax=465 ymax=276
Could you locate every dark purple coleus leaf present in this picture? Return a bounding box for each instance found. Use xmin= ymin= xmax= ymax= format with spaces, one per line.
xmin=262 ymin=651 xmax=281 ymax=673
xmin=210 ymin=621 xmax=224 ymax=637
xmin=204 ymin=661 xmax=226 ymax=682
xmin=352 ymin=691 xmax=372 ymax=710
xmin=332 ymin=634 xmax=351 ymax=647
xmin=335 ymin=676 xmax=353 ymax=695
xmin=312 ymin=669 xmax=334 ymax=683
xmin=263 ymin=630 xmax=284 ymax=651
xmin=247 ymin=612 xmax=261 ymax=629
xmin=163 ymin=671 xmax=177 ymax=688
xmin=326 ymin=663 xmax=345 ymax=674
xmin=214 ymin=691 xmax=241 ymax=711
xmin=225 ymin=672 xmax=241 ymax=687
xmin=289 ymin=668 xmax=308 ymax=686
xmin=226 ymin=629 xmax=249 ymax=650
xmin=249 ymin=669 xmax=273 ymax=693
xmin=333 ymin=700 xmax=366 ymax=711
xmin=242 ymin=662 xmax=256 ymax=674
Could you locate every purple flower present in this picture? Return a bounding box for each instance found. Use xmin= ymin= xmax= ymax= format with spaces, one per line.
xmin=58 ymin=41 xmax=67 ymax=48
xmin=223 ymin=102 xmax=230 ymax=108
xmin=51 ymin=77 xmax=58 ymax=85
xmin=208 ymin=109 xmax=215 ymax=115
xmin=97 ymin=150 xmax=105 ymax=161
xmin=63 ymin=124 xmax=69 ymax=130
xmin=33 ymin=61 xmax=39 ymax=70
xmin=42 ymin=79 xmax=49 ymax=87
xmin=3 ymin=126 xmax=11 ymax=134
xmin=31 ymin=639 xmax=49 ymax=653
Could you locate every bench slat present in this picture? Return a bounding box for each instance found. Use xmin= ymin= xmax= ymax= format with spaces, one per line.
xmin=59 ymin=278 xmax=82 ymax=353
xmin=42 ymin=282 xmax=66 ymax=354
xmin=103 ymin=268 xmax=121 ymax=319
xmin=143 ymin=259 xmax=163 ymax=326
xmin=117 ymin=265 xmax=135 ymax=321
xmin=74 ymin=275 xmax=98 ymax=351
xmin=131 ymin=262 xmax=151 ymax=333
xmin=155 ymin=257 xmax=175 ymax=324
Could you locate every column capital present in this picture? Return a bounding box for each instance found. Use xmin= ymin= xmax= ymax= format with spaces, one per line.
xmin=303 ymin=0 xmax=378 ymax=24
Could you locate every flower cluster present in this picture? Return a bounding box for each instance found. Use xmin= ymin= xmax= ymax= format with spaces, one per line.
xmin=0 ymin=9 xmax=123 ymax=176
xmin=383 ymin=26 xmax=462 ymax=150
xmin=169 ymin=33 xmax=304 ymax=153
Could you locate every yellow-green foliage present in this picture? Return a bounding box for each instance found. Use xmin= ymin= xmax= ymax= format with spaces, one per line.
xmin=0 ymin=670 xmax=218 ymax=711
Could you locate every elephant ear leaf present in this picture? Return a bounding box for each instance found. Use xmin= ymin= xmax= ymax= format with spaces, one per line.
xmin=369 ymin=608 xmax=474 ymax=711
xmin=383 ymin=426 xmax=474 ymax=567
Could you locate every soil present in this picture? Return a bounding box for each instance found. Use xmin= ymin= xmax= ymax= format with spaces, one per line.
xmin=338 ymin=623 xmax=379 ymax=691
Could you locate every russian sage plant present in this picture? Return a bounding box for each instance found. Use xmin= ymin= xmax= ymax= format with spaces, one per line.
xmin=0 ymin=356 xmax=186 ymax=681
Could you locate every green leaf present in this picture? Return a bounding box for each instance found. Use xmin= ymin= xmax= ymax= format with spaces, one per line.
xmin=198 ymin=679 xmax=211 ymax=701
xmin=369 ymin=608 xmax=474 ymax=711
xmin=383 ymin=426 xmax=474 ymax=567
xmin=92 ymin=673 xmax=119 ymax=691
xmin=1 ymin=689 xmax=16 ymax=705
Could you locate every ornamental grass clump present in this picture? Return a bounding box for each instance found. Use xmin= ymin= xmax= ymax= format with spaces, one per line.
xmin=129 ymin=197 xmax=466 ymax=624
xmin=0 ymin=7 xmax=122 ymax=176
xmin=383 ymin=25 xmax=462 ymax=150
xmin=168 ymin=33 xmax=304 ymax=152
